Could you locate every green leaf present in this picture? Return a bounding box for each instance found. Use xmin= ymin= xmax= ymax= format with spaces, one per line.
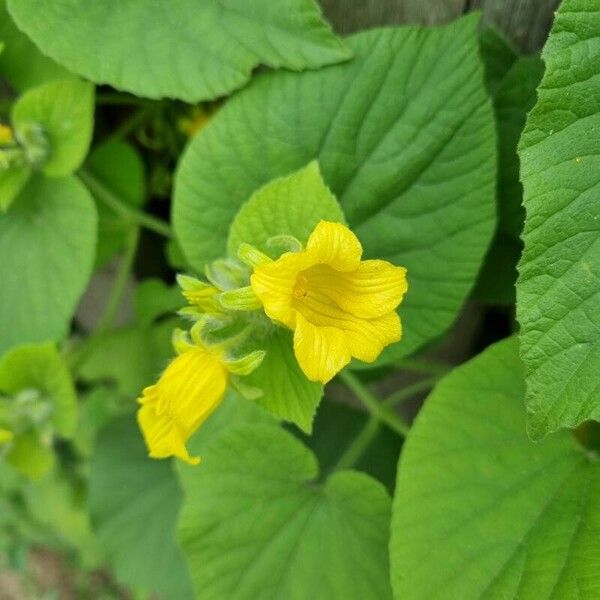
xmin=85 ymin=140 xmax=146 ymax=268
xmin=478 ymin=26 xmax=518 ymax=95
xmin=302 ymin=399 xmax=403 ymax=492
xmin=89 ymin=415 xmax=194 ymax=599
xmin=133 ymin=279 xmax=183 ymax=327
xmin=174 ymin=15 xmax=496 ymax=362
xmin=473 ymin=56 xmax=543 ymax=305
xmin=472 ymin=232 xmax=521 ymax=305
xmin=74 ymin=386 xmax=126 ymax=458
xmin=0 ymin=0 xmax=73 ymax=91
xmin=6 ymin=430 xmax=54 ymax=480
xmin=7 ymin=0 xmax=351 ymax=102
xmin=517 ymin=0 xmax=600 ymax=438
xmin=390 ymin=337 xmax=600 ymax=599
xmin=243 ymin=328 xmax=323 ymax=433
xmin=228 ymin=161 xmax=345 ymax=256
xmin=0 ymin=165 xmax=30 ymax=213
xmin=0 ymin=342 xmax=77 ymax=437
xmin=22 ymin=468 xmax=101 ymax=566
xmin=0 ymin=175 xmax=97 ymax=357
xmin=12 ymin=78 xmax=94 ymax=177
xmin=178 ymin=422 xmax=392 ymax=600
xmin=495 ymin=56 xmax=544 ymax=241
xmin=79 ymin=321 xmax=175 ymax=398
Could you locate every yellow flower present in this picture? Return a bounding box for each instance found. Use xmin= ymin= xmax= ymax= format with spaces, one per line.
xmin=137 ymin=344 xmax=226 ymax=465
xmin=137 ymin=328 xmax=264 ymax=465
xmin=0 ymin=428 xmax=13 ymax=445
xmin=251 ymin=221 xmax=408 ymax=384
xmin=0 ymin=124 xmax=13 ymax=146
xmin=178 ymin=106 xmax=213 ymax=138
xmin=177 ymin=274 xmax=220 ymax=313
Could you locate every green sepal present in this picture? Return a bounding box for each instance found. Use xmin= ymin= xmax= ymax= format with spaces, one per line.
xmin=205 ymin=258 xmax=248 ymax=291
xmin=216 ymin=286 xmax=262 ymax=311
xmin=237 ymin=242 xmax=272 ymax=268
xmin=229 ymin=377 xmax=264 ymax=401
xmin=224 ymin=350 xmax=266 ymax=376
xmin=266 ymin=234 xmax=303 ymax=253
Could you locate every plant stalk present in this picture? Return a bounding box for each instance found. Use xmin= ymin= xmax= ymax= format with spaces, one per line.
xmin=68 ymin=227 xmax=140 ymax=373
xmin=78 ymin=168 xmax=172 ymax=238
xmin=335 ymin=376 xmax=439 ymax=471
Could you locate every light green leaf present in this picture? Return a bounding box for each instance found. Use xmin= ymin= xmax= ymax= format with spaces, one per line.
xmin=0 ymin=175 xmax=97 ymax=357
xmin=0 ymin=165 xmax=30 ymax=213
xmin=0 ymin=0 xmax=73 ymax=91
xmin=243 ymin=328 xmax=323 ymax=433
xmin=390 ymin=337 xmax=600 ymax=599
xmin=12 ymin=78 xmax=94 ymax=177
xmin=6 ymin=430 xmax=54 ymax=480
xmin=0 ymin=342 xmax=77 ymax=437
xmin=23 ymin=468 xmax=101 ymax=566
xmin=74 ymin=386 xmax=125 ymax=458
xmin=7 ymin=0 xmax=351 ymax=102
xmin=178 ymin=422 xmax=392 ymax=600
xmin=78 ymin=320 xmax=175 ymax=398
xmin=89 ymin=415 xmax=194 ymax=599
xmin=517 ymin=0 xmax=600 ymax=438
xmin=228 ymin=161 xmax=344 ymax=256
xmin=174 ymin=15 xmax=496 ymax=362
xmin=133 ymin=279 xmax=183 ymax=327
xmin=85 ymin=140 xmax=146 ymax=268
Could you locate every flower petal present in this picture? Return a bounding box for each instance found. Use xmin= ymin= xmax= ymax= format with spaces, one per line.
xmin=346 ymin=311 xmax=402 ymax=363
xmin=137 ymin=402 xmax=200 ymax=465
xmin=305 ymin=221 xmax=362 ymax=272
xmin=137 ymin=347 xmax=227 ymax=464
xmin=293 ymin=312 xmax=351 ymax=383
xmin=250 ymin=252 xmax=311 ymax=326
xmin=297 ymin=291 xmax=402 ymax=363
xmin=306 ymin=260 xmax=408 ymax=319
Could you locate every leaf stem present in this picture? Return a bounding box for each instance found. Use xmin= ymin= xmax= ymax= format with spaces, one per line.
xmin=383 ymin=377 xmax=439 ymax=408
xmin=68 ymin=227 xmax=140 ymax=373
xmin=334 ymin=376 xmax=438 ymax=471
xmin=338 ymin=370 xmax=410 ymax=437
xmin=78 ymin=168 xmax=172 ymax=238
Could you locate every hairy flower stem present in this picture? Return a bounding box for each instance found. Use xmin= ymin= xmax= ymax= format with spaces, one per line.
xmin=67 ymin=227 xmax=140 ymax=373
xmin=78 ymin=168 xmax=172 ymax=238
xmin=335 ymin=376 xmax=438 ymax=471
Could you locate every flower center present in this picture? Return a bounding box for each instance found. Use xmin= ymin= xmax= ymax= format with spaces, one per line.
xmin=293 ymin=274 xmax=309 ymax=299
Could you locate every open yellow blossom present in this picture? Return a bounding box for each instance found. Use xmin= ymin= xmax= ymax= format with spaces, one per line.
xmin=137 ymin=327 xmax=264 ymax=465
xmin=251 ymin=221 xmax=408 ymax=384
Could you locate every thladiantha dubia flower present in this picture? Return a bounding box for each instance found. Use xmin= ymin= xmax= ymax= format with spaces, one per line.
xmin=137 ymin=327 xmax=264 ymax=465
xmin=0 ymin=124 xmax=14 ymax=146
xmin=250 ymin=221 xmax=408 ymax=384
